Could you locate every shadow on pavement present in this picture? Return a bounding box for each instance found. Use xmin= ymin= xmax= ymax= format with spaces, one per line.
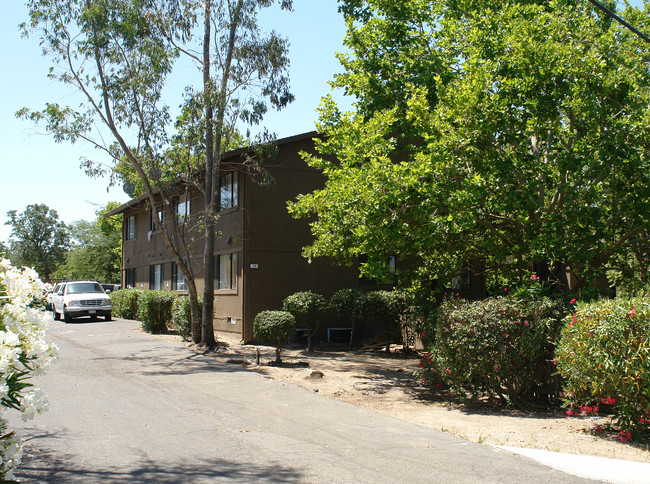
xmin=16 ymin=439 xmax=305 ymax=483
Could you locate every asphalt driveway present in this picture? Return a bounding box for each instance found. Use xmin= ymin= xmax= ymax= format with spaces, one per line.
xmin=7 ymin=317 xmax=599 ymax=483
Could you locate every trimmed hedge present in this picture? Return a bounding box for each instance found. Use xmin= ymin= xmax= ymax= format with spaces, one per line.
xmin=172 ymin=295 xmax=203 ymax=341
xmin=137 ymin=290 xmax=176 ymax=334
xmin=357 ymin=290 xmax=407 ymax=353
xmin=109 ymin=289 xmax=141 ymax=320
xmin=254 ymin=310 xmax=296 ymax=364
xmin=556 ymin=297 xmax=650 ymax=441
xmin=330 ymin=288 xmax=363 ymax=348
xmin=283 ymin=291 xmax=328 ymax=352
xmin=423 ymin=296 xmax=566 ymax=404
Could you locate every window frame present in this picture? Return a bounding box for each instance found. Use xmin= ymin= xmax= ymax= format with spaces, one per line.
xmin=171 ymin=262 xmax=187 ymax=291
xmin=125 ymin=268 xmax=136 ymax=289
xmin=125 ymin=215 xmax=136 ymax=241
xmin=219 ymin=172 xmax=238 ymax=211
xmin=214 ymin=252 xmax=239 ymax=291
xmin=175 ymin=194 xmax=190 ymax=222
xmin=149 ymin=263 xmax=164 ymax=291
xmin=150 ymin=206 xmax=163 ymax=233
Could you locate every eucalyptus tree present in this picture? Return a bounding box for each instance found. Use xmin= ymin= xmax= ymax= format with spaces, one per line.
xmin=289 ymin=0 xmax=650 ymax=295
xmin=20 ymin=0 xmax=293 ymax=346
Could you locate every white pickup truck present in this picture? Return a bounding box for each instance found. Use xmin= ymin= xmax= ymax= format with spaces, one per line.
xmin=51 ymin=280 xmax=112 ymax=322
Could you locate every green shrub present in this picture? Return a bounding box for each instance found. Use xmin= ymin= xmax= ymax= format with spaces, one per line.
xmin=330 ymin=288 xmax=363 ymax=348
xmin=556 ymin=297 xmax=650 ymax=441
xmin=283 ymin=291 xmax=328 ymax=352
xmin=172 ymin=295 xmax=203 ymax=341
xmin=109 ymin=289 xmax=141 ymax=320
xmin=357 ymin=290 xmax=407 ymax=353
xmin=137 ymin=290 xmax=176 ymax=333
xmin=424 ymin=296 xmax=567 ymax=404
xmin=254 ymin=310 xmax=296 ymax=364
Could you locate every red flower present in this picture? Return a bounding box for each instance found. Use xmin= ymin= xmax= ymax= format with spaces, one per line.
xmin=595 ymin=425 xmax=603 ymax=433
xmin=619 ymin=431 xmax=632 ymax=443
xmin=566 ymin=410 xmax=574 ymax=416
xmin=569 ymin=298 xmax=576 ymax=304
xmin=628 ymin=307 xmax=636 ymax=318
xmin=600 ymin=396 xmax=616 ymax=405
xmin=552 ymin=357 xmax=557 ymax=366
xmin=419 ymin=361 xmax=425 ymax=368
xmin=580 ymin=405 xmax=592 ymax=414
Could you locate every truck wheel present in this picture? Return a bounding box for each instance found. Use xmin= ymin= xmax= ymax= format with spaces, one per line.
xmin=53 ymin=309 xmax=60 ymax=321
xmin=63 ymin=310 xmax=73 ymax=323
xmin=105 ymin=313 xmax=112 ymax=322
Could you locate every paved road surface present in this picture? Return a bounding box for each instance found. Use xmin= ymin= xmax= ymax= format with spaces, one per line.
xmin=8 ymin=318 xmax=598 ymax=483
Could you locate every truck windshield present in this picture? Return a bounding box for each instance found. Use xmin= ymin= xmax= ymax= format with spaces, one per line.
xmin=66 ymin=283 xmax=104 ymax=294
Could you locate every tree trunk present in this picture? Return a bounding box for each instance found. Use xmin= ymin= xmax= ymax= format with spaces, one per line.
xmin=201 ymin=0 xmax=217 ymax=349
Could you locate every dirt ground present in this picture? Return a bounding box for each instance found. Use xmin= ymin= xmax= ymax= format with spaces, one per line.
xmin=176 ymin=333 xmax=650 ymax=464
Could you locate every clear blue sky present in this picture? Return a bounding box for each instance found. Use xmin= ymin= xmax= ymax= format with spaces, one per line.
xmin=0 ymin=1 xmax=348 ymax=243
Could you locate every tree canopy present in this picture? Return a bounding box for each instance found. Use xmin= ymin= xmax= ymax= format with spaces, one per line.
xmin=289 ymin=0 xmax=650 ymax=295
xmin=20 ymin=0 xmax=294 ymax=345
xmin=5 ymin=204 xmax=69 ymax=281
xmin=53 ymin=203 xmax=122 ymax=283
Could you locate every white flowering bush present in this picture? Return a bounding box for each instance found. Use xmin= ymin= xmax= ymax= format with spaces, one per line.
xmin=0 ymin=259 xmax=58 ymax=480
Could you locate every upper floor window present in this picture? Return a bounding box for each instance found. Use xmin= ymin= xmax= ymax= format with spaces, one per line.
xmin=215 ymin=252 xmax=238 ymax=290
xmin=150 ymin=206 xmax=163 ymax=232
xmin=125 ymin=215 xmax=136 ymax=241
xmin=171 ymin=262 xmax=187 ymax=291
xmin=176 ymin=194 xmax=190 ymax=222
xmin=359 ymin=255 xmax=396 ymax=286
xmin=219 ymin=173 xmax=238 ymax=210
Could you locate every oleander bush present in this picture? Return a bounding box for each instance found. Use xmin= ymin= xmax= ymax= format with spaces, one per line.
xmin=253 ymin=310 xmax=296 ymax=364
xmin=422 ymin=295 xmax=567 ymax=404
xmin=556 ymin=297 xmax=650 ymax=441
xmin=283 ymin=291 xmax=328 ymax=352
xmin=0 ymin=259 xmax=58 ymax=480
xmin=172 ymin=295 xmax=203 ymax=341
xmin=109 ymin=289 xmax=141 ymax=320
xmin=137 ymin=290 xmax=176 ymax=333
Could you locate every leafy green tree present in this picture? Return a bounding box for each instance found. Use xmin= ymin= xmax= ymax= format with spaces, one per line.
xmin=5 ymin=204 xmax=69 ymax=281
xmin=289 ymin=0 xmax=650 ymax=296
xmin=53 ymin=203 xmax=122 ymax=283
xmin=253 ymin=310 xmax=296 ymax=364
xmin=282 ymin=291 xmax=328 ymax=353
xmin=20 ymin=0 xmax=294 ymax=346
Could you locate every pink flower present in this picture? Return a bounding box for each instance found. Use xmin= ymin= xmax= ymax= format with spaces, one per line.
xmin=628 ymin=307 xmax=636 ymax=318
xmin=552 ymin=357 xmax=557 ymax=365
xmin=566 ymin=410 xmax=574 ymax=416
xmin=601 ymin=396 xmax=616 ymax=405
xmin=531 ymin=274 xmax=539 ymax=281
xmin=504 ymin=287 xmax=508 ymax=292
xmin=569 ymin=298 xmax=576 ymax=304
xmin=446 ymin=368 xmax=451 ymax=374
xmin=581 ymin=405 xmax=593 ymax=414
xmin=524 ymin=320 xmax=529 ymax=326
xmin=619 ymin=431 xmax=632 ymax=443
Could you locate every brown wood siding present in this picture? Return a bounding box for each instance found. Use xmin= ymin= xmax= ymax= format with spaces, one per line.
xmin=242 ymin=137 xmax=358 ymax=342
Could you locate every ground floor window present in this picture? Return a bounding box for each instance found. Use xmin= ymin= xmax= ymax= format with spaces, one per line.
xmin=215 ymin=252 xmax=238 ymax=290
xmin=172 ymin=262 xmax=187 ymax=291
xmin=125 ymin=268 xmax=136 ymax=289
xmin=149 ymin=264 xmax=163 ymax=290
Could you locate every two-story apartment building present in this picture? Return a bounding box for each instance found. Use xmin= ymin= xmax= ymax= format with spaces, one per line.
xmin=107 ymin=132 xmax=366 ymax=342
